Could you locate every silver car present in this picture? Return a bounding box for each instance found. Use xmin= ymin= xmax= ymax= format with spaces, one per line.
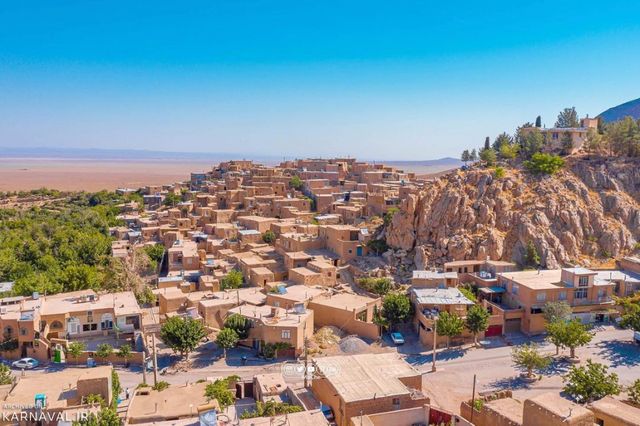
xmin=11 ymin=358 xmax=39 ymax=369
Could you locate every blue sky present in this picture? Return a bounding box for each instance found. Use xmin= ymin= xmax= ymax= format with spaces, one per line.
xmin=1 ymin=1 xmax=639 ymax=160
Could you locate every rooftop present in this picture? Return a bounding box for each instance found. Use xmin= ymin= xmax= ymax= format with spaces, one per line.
xmin=411 ymin=287 xmax=475 ymax=305
xmin=127 ymin=382 xmax=219 ymax=423
xmin=309 ymin=292 xmax=379 ymax=311
xmin=313 ymin=353 xmax=421 ymax=403
xmin=589 ymin=396 xmax=640 ymax=424
xmin=485 ymin=398 xmax=523 ymax=424
xmin=498 ymin=269 xmax=563 ymax=290
xmin=238 ymin=409 xmax=329 ymax=426
xmin=412 ymin=270 xmax=458 ymax=280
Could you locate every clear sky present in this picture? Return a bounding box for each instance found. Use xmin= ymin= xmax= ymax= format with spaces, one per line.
xmin=1 ymin=1 xmax=639 ymax=160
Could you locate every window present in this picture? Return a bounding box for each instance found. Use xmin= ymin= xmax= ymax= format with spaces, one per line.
xmin=511 ymin=284 xmax=519 ymax=295
xmin=531 ymin=307 xmax=543 ymax=314
xmin=83 ymin=323 xmax=98 ymax=332
xmin=559 ymin=291 xmax=567 ymax=301
xmin=356 ymin=311 xmax=367 ymax=322
xmin=281 ymin=330 xmax=291 ymax=339
xmin=87 ymin=311 xmax=94 ymax=323
xmin=578 ymin=276 xmax=589 ymax=287
xmin=392 ymin=398 xmax=400 ymax=407
xmin=536 ymin=292 xmax=546 ymax=302
xmin=20 ymin=328 xmax=27 ymax=336
xmin=575 ymin=288 xmax=588 ymax=299
xmin=4 ymin=326 xmax=13 ymax=338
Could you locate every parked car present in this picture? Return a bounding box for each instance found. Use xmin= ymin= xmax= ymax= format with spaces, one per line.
xmin=390 ymin=332 xmax=405 ymax=345
xmin=320 ymin=404 xmax=334 ymax=422
xmin=12 ymin=358 xmax=39 ymax=369
xmin=634 ymin=331 xmax=640 ymax=345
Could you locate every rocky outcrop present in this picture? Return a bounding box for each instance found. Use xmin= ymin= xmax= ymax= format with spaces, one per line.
xmin=386 ymin=157 xmax=640 ymax=268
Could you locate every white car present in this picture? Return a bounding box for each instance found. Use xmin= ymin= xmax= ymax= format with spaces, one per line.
xmin=390 ymin=332 xmax=405 ymax=345
xmin=11 ymin=358 xmax=39 ymax=369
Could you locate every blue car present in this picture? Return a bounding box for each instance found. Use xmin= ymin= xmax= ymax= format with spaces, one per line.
xmin=390 ymin=332 xmax=405 ymax=345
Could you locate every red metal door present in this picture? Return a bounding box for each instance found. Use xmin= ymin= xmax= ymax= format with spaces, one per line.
xmin=485 ymin=324 xmax=503 ymax=337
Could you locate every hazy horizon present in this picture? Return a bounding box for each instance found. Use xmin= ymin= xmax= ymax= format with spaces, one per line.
xmin=2 ymin=1 xmax=640 ymax=160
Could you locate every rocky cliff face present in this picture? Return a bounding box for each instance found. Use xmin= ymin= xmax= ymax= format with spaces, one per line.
xmin=386 ymin=157 xmax=640 ymax=269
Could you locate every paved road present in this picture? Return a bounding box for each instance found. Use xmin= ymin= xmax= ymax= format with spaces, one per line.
xmin=402 ymin=325 xmax=640 ymax=412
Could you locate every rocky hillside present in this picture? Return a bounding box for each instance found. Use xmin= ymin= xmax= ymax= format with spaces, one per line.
xmin=599 ymin=97 xmax=640 ymax=123
xmin=386 ymin=157 xmax=640 ymax=269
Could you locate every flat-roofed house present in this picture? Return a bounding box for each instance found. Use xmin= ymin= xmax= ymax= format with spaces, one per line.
xmin=312 ymin=353 xmax=429 ymax=426
xmin=411 ymin=270 xmax=458 ymax=288
xmin=588 ymin=396 xmax=640 ymax=426
xmin=496 ymin=268 xmax=616 ymax=335
xmin=307 ymin=292 xmax=381 ymax=340
xmin=226 ymin=304 xmax=313 ymax=357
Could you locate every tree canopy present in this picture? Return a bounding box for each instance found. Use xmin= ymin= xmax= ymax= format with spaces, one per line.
xmin=524 ymin=153 xmax=565 ymax=175
xmin=0 ymin=192 xmax=125 ymax=296
xmin=555 ymin=107 xmax=580 ymax=128
xmin=215 ymin=328 xmax=239 ymax=358
xmin=221 ymin=270 xmax=244 ymax=290
xmin=436 ymin=311 xmax=465 ymax=349
xmin=563 ymin=360 xmax=620 ymax=403
xmin=379 ymin=293 xmax=412 ymax=329
xmin=160 ymin=316 xmax=206 ymax=358
xmin=465 ymin=305 xmax=490 ymax=346
xmin=511 ymin=343 xmax=550 ymax=378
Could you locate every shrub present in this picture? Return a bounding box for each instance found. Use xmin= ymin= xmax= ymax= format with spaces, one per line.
xmin=493 ymin=166 xmax=505 ymax=179
xmin=357 ymin=277 xmax=393 ymax=296
xmin=524 ymin=153 xmax=565 ymax=175
xmin=628 ymin=379 xmax=640 ymax=405
xmin=262 ymin=230 xmax=276 ymax=244
xmin=152 ymin=381 xmax=170 ymax=391
xmin=205 ymin=376 xmax=239 ymax=409
xmin=383 ymin=207 xmax=400 ymax=226
xmin=512 ymin=343 xmax=550 ymax=378
xmin=289 ymin=176 xmax=303 ymax=190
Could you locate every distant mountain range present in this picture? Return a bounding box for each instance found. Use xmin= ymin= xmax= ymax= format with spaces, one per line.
xmin=598 ymin=97 xmax=640 ymax=123
xmin=0 ymin=146 xmax=460 ymax=169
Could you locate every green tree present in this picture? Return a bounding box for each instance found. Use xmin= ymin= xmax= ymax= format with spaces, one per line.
xmin=461 ymin=150 xmax=471 ymax=163
xmin=492 ymin=132 xmax=513 ymax=152
xmin=262 ymin=230 xmax=276 ymax=244
xmin=163 ymin=192 xmax=181 ymax=207
xmin=383 ymin=207 xmax=400 ymax=226
xmin=555 ymin=107 xmax=580 ymax=128
xmin=380 ymin=293 xmax=412 ymax=330
xmin=469 ymin=149 xmax=478 ymax=161
xmin=479 ymin=148 xmax=497 ymax=166
xmin=483 ymin=136 xmax=491 ymax=150
xmin=135 ymin=286 xmax=157 ymax=306
xmin=224 ymin=313 xmax=251 ymax=339
xmin=436 ymin=311 xmax=465 ymax=349
xmin=117 ymin=344 xmax=132 ymax=367
xmin=535 ymin=115 xmax=542 ymax=128
xmin=561 ymin=131 xmax=574 ymax=155
xmin=511 ymin=343 xmax=550 ymax=378
xmin=358 ymin=277 xmax=393 ymax=296
xmin=215 ymin=328 xmax=239 ymax=358
xmin=524 ymin=153 xmax=565 ymax=175
xmin=204 ymin=376 xmax=240 ymax=410
xmin=518 ymin=128 xmax=545 ymax=159
xmin=0 ymin=364 xmax=13 ymax=385
xmin=143 ymin=244 xmax=165 ymax=266
xmin=557 ymin=319 xmax=593 ymax=359
xmin=221 ymin=270 xmax=244 ymax=290
xmin=73 ymin=407 xmax=120 ymax=426
xmin=628 ymin=379 xmax=640 ymax=405
xmin=524 ymin=241 xmax=540 ymax=268
xmin=95 ymin=343 xmax=113 ymax=364
xmin=563 ymin=360 xmax=621 ymax=403
xmin=67 ymin=341 xmax=86 ymax=365
xmin=465 ymin=305 xmax=490 ymax=347
xmin=160 ymin=316 xmax=206 ymax=359
xmin=545 ymin=320 xmax=567 ymax=356
xmin=542 ymin=301 xmax=572 ymax=324
xmin=498 ymin=144 xmax=518 ymax=160
xmin=289 ymin=176 xmax=303 ymax=190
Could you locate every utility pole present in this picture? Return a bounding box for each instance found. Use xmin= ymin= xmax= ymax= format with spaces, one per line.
xmin=151 ymin=334 xmax=159 ymax=386
xmin=142 ymin=355 xmax=148 ymax=385
xmin=431 ymin=322 xmax=438 ymax=372
xmin=470 ymin=374 xmax=477 ymax=424
xmin=303 ymin=333 xmax=310 ymax=388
